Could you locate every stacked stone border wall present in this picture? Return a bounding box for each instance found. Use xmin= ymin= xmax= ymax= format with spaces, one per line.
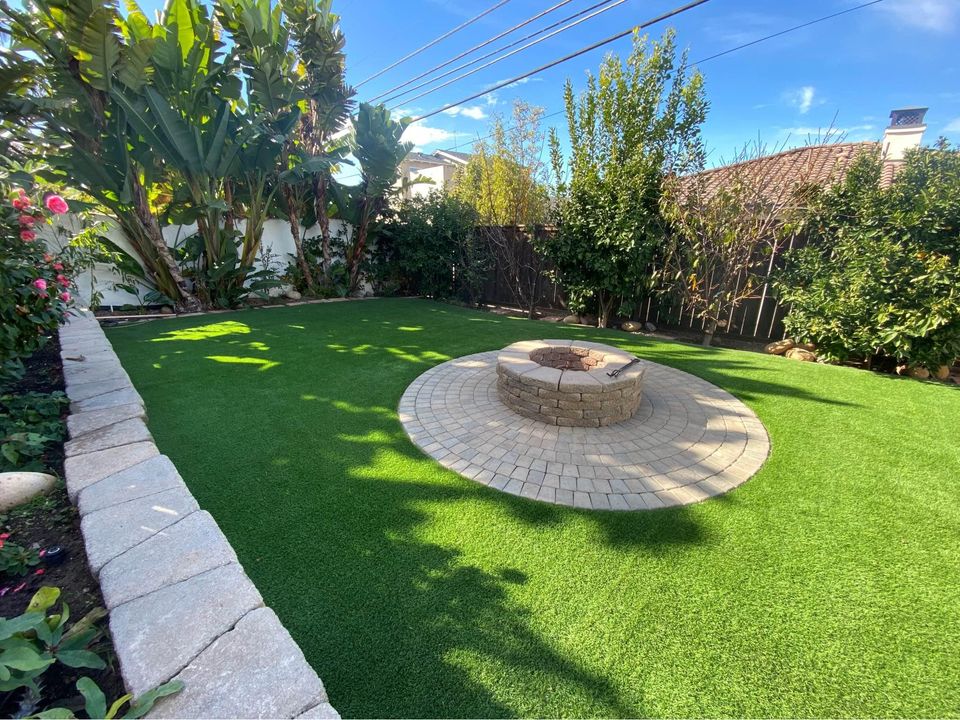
xmin=59 ymin=311 xmax=338 ymax=719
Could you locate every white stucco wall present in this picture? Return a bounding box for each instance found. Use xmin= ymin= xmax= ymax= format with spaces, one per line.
xmin=43 ymin=215 xmax=352 ymax=309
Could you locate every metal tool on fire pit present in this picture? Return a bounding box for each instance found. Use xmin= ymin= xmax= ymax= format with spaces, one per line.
xmin=607 ymin=357 xmax=642 ymax=378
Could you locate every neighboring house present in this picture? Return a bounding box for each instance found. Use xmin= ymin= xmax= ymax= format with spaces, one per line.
xmin=398 ymin=149 xmax=471 ymax=199
xmin=690 ymin=107 xmax=928 ymax=198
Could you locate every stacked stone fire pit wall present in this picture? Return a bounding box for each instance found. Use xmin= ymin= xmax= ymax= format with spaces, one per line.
xmin=58 ymin=312 xmax=337 ymax=720
xmin=496 ymin=340 xmax=645 ymax=427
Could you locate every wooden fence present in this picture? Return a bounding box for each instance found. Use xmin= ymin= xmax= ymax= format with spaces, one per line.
xmin=478 ymin=226 xmax=796 ymax=342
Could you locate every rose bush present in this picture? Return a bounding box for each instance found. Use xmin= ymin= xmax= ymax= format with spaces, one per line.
xmin=1 ymin=187 xmax=76 ymax=385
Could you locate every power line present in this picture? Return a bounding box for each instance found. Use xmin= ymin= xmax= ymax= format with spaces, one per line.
xmin=694 ymin=0 xmax=885 ymax=64
xmin=412 ymin=0 xmax=711 ymax=122
xmin=445 ymin=0 xmax=888 ymax=144
xmin=389 ymin=0 xmax=637 ymax=111
xmin=356 ymin=0 xmax=513 ymax=89
xmin=369 ymin=0 xmax=603 ymax=104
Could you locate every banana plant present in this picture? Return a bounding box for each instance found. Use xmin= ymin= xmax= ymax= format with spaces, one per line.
xmin=336 ymin=102 xmax=411 ymax=294
xmin=0 ymin=0 xmax=200 ymax=309
xmin=283 ymin=0 xmax=355 ymax=289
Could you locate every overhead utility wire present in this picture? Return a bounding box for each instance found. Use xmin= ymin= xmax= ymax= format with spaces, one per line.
xmin=355 ymin=0 xmax=513 ymax=89
xmin=389 ymin=0 xmax=635 ymax=110
xmin=369 ymin=0 xmax=595 ymax=103
xmin=412 ymin=0 xmax=711 ymax=121
xmin=443 ymin=0 xmax=887 ymax=141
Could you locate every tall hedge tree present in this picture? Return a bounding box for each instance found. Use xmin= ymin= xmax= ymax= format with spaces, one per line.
xmin=541 ymin=29 xmax=707 ymax=327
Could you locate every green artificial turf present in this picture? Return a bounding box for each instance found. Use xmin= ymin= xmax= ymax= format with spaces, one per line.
xmin=106 ymin=298 xmax=960 ymax=718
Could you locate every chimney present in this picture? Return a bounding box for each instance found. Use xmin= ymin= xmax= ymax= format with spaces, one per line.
xmin=881 ymin=107 xmax=928 ymax=161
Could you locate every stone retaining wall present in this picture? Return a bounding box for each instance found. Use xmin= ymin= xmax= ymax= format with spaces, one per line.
xmin=59 ymin=312 xmax=338 ymax=719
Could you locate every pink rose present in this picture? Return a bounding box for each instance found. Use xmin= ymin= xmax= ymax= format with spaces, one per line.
xmin=32 ymin=278 xmax=47 ymax=291
xmin=53 ymin=262 xmax=63 ymax=271
xmin=44 ymin=194 xmax=69 ymax=214
xmin=11 ymin=197 xmax=24 ymax=210
xmin=20 ymin=230 xmax=36 ymax=242
xmin=59 ymin=291 xmax=71 ymax=303
xmin=18 ymin=214 xmax=35 ymax=226
xmin=43 ymin=253 xmax=53 ymax=262
xmin=56 ymin=274 xmax=69 ymax=286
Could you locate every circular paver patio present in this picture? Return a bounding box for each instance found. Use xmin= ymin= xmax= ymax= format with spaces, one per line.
xmin=398 ymin=350 xmax=770 ymax=510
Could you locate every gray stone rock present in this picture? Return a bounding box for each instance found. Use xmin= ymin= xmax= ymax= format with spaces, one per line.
xmin=98 ymin=511 xmax=236 ymax=608
xmin=65 ymin=376 xmax=134 ymax=403
xmin=81 ymin=488 xmax=199 ymax=571
xmin=110 ymin=564 xmax=263 ymax=698
xmin=65 ymin=441 xmax=159 ymax=501
xmin=644 ymin=321 xmax=657 ymax=332
xmin=296 ymin=703 xmax=341 ymax=719
xmin=67 ymin=403 xmax=147 ymax=439
xmin=63 ymin=363 xmax=129 ymax=388
xmin=77 ymin=455 xmax=184 ymax=518
xmin=285 ymin=289 xmax=302 ymax=300
xmin=64 ymin=418 xmax=152 ymax=458
xmin=0 ymin=472 xmax=57 ymax=511
xmin=148 ymin=608 xmax=326 ymax=719
xmin=159 ymin=306 xmax=174 ymax=315
xmin=561 ymin=314 xmax=581 ymax=324
xmin=71 ymin=386 xmax=144 ymax=413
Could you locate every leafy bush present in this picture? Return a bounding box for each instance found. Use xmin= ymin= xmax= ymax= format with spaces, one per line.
xmin=0 ymin=392 xmax=67 ymax=472
xmin=0 ymin=533 xmax=41 ymax=577
xmin=373 ymin=192 xmax=491 ymax=304
xmin=778 ymin=146 xmax=960 ymax=370
xmin=0 ymin=189 xmax=75 ymax=385
xmin=0 ymin=586 xmax=182 ymax=718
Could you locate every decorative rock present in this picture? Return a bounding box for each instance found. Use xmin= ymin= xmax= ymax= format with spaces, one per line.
xmin=934 ymin=365 xmax=951 ymax=381
xmin=98 ymin=511 xmax=237 ymax=609
xmin=159 ymin=306 xmax=174 ymax=315
xmin=285 ymin=289 xmax=302 ymax=301
xmin=784 ymin=348 xmax=817 ymax=362
xmin=644 ymin=321 xmax=657 ymax=332
xmin=148 ymin=608 xmax=327 ymax=719
xmin=110 ymin=564 xmax=263 ymax=698
xmin=0 ymin=472 xmax=57 ymax=511
xmin=81 ymin=488 xmax=199 ymax=571
xmin=64 ymin=441 xmax=159 ymax=501
xmin=67 ymin=403 xmax=147 ymax=440
xmin=77 ymin=455 xmax=184 ymax=517
xmin=63 ymin=417 xmax=153 ymax=458
xmin=561 ymin=314 xmax=581 ymax=324
xmin=797 ymin=342 xmax=817 ymax=351
xmin=764 ymin=338 xmax=795 ymax=355
xmin=620 ymin=321 xmax=642 ymax=333
xmin=908 ymin=366 xmax=930 ymax=380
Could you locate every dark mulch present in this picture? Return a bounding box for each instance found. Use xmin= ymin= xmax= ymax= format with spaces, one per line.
xmin=0 ymin=335 xmax=125 ymax=718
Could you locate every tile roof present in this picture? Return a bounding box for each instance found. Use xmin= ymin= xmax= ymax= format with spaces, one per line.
xmin=687 ymin=141 xmax=902 ymax=201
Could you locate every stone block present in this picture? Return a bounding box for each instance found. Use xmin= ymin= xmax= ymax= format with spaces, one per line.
xmin=148 ymin=608 xmax=326 ymax=719
xmin=66 ymin=376 xmax=134 ymax=403
xmin=556 ymin=416 xmax=601 ymax=428
xmin=519 ymin=365 xmax=562 ymax=391
xmin=65 ymin=441 xmax=159 ymax=501
xmin=77 ymin=455 xmax=184 ymax=517
xmin=64 ymin=418 xmax=153 ymax=458
xmin=498 ymin=355 xmax=539 ymax=380
xmin=540 ymin=405 xmax=582 ymax=419
xmin=557 ymin=371 xmax=601 ymax=393
xmin=99 ymin=511 xmax=238 ymax=608
xmin=81 ymin=488 xmax=199 ymax=571
xmin=111 ymin=564 xmax=263 ymax=698
xmin=71 ymin=386 xmax=144 ymax=413
xmin=67 ymin=403 xmax=147 ymax=439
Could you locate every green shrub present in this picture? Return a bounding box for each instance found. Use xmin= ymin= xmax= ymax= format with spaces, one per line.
xmin=778 ymin=145 xmax=960 ymax=370
xmin=0 ymin=392 xmax=67 ymax=472
xmin=373 ymin=192 xmax=490 ymax=304
xmin=0 ymin=188 xmax=75 ymax=386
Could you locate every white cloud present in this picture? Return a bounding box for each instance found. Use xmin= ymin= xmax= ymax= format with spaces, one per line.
xmin=876 ymin=0 xmax=957 ymax=32
xmin=401 ymin=123 xmax=466 ymax=150
xmin=442 ymin=105 xmax=488 ymax=120
xmin=485 ymin=76 xmax=543 ymax=91
xmin=945 ymin=117 xmax=960 ymax=132
xmin=784 ymin=86 xmax=817 ymax=114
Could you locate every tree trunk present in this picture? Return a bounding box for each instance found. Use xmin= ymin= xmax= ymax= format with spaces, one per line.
xmin=130 ymin=174 xmax=201 ymax=312
xmin=313 ymin=175 xmax=333 ymax=286
xmin=598 ymin=291 xmax=615 ymax=328
xmin=284 ymin=184 xmax=314 ymax=291
xmin=348 ymin=220 xmax=368 ymax=295
xmin=702 ymin=317 xmax=718 ymax=347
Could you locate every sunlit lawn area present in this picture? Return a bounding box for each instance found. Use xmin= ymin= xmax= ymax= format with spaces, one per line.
xmin=106 ymin=298 xmax=959 ymax=718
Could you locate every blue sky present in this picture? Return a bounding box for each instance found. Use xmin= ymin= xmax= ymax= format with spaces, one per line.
xmin=331 ymin=0 xmax=960 ymax=167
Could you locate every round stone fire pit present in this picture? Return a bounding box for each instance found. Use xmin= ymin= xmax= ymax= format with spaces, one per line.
xmin=496 ymin=340 xmax=645 ymax=427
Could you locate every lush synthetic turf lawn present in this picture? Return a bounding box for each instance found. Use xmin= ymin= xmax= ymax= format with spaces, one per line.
xmin=106 ymin=298 xmax=960 ymax=718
